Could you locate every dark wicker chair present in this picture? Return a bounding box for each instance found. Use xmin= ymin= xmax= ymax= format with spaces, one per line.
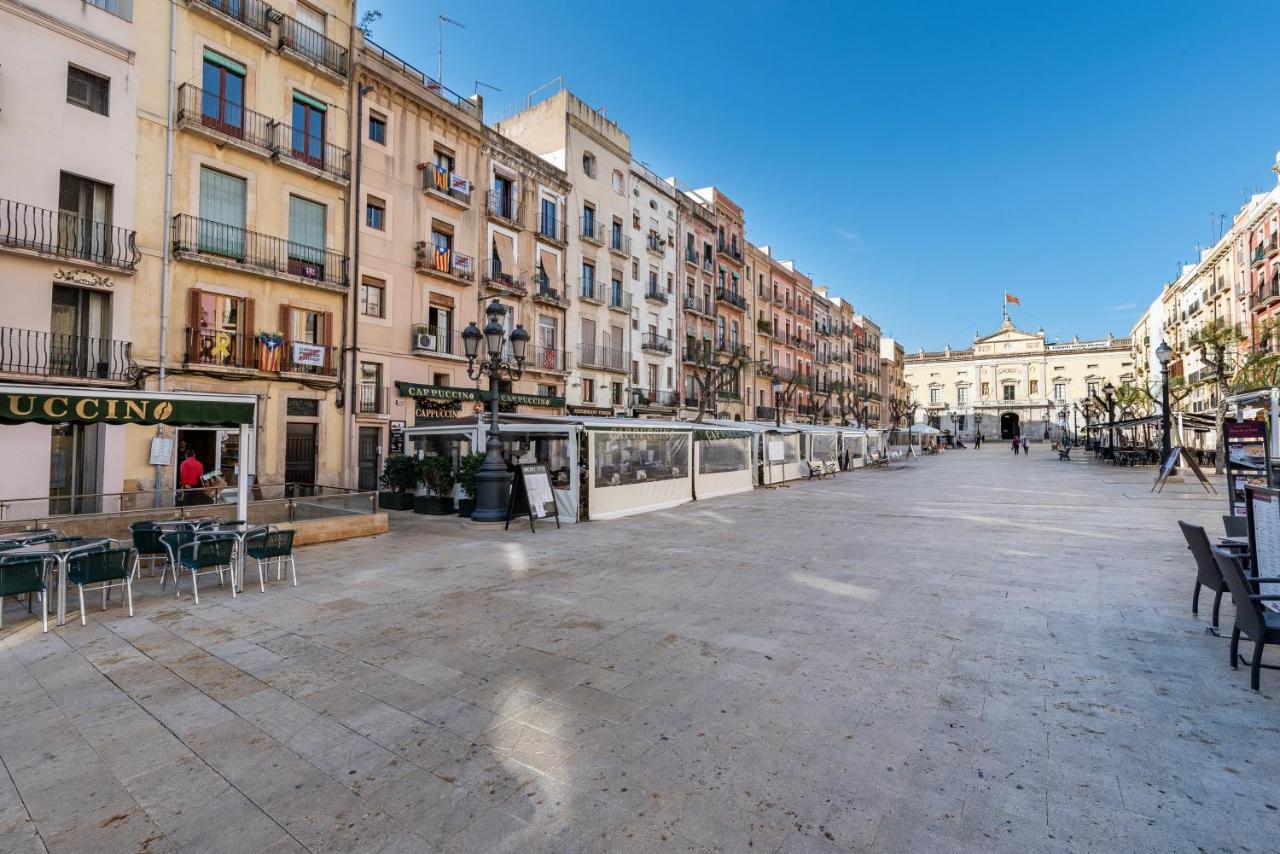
xmin=1180 ymin=521 xmax=1230 ymax=629
xmin=1211 ymin=547 xmax=1280 ymax=691
xmin=244 ymin=529 xmax=296 ymax=592
xmin=167 ymin=534 xmax=237 ymax=604
xmin=66 ymin=548 xmax=135 ymax=626
xmin=1223 ymin=515 xmax=1249 ymax=538
xmin=0 ymin=554 xmax=48 ymax=632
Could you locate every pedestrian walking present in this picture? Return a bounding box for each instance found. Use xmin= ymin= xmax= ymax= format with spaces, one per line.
xmin=1021 ymin=436 xmax=1029 ymax=454
xmin=1011 ymin=437 xmax=1020 ymax=455
xmin=975 ymin=434 xmax=982 ymax=449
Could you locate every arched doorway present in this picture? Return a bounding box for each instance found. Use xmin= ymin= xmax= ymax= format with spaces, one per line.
xmin=1000 ymin=412 xmax=1020 ymax=439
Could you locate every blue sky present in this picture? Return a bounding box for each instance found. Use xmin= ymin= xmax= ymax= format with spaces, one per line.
xmin=361 ymin=0 xmax=1280 ymax=350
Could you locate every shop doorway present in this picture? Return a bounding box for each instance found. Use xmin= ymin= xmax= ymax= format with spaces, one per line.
xmin=357 ymin=427 xmax=381 ymax=491
xmin=49 ymin=422 xmax=101 ymax=514
xmin=1000 ymin=412 xmax=1020 ymax=440
xmin=285 ymin=422 xmax=317 ymax=495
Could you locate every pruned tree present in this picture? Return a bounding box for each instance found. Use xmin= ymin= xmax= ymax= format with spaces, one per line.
xmin=357 ymin=9 xmax=383 ymax=37
xmin=1186 ymin=318 xmax=1247 ymax=473
xmin=886 ymin=394 xmax=917 ymax=444
xmin=686 ymin=343 xmax=746 ymax=423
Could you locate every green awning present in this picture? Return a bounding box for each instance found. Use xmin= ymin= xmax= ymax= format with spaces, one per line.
xmin=694 ymin=429 xmax=751 ymax=440
xmin=292 ymin=90 xmax=328 ymax=112
xmin=396 ymin=381 xmax=563 ymax=409
xmin=0 ymin=391 xmax=255 ymax=426
xmin=203 ymin=49 xmax=247 ymax=77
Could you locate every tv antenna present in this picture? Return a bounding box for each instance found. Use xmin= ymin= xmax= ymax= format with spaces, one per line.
xmin=437 ymin=15 xmax=464 ymax=85
xmin=474 ymin=80 xmax=501 ymax=96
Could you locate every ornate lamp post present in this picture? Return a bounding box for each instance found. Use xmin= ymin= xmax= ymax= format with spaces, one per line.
xmin=1058 ymin=407 xmax=1069 ymax=445
xmin=1102 ymin=381 xmax=1116 ymax=448
xmin=772 ymin=376 xmax=783 ymax=428
xmin=1155 ymin=340 xmax=1174 ymax=467
xmin=461 ymin=300 xmax=529 ymax=522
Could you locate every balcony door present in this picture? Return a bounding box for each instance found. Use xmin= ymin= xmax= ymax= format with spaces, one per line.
xmin=58 ymin=172 xmax=112 ymax=263
xmin=50 ymin=423 xmax=101 ymax=515
xmin=198 ymin=166 xmax=246 ymax=259
xmin=200 ymin=51 xmax=245 ymax=137
xmin=50 ymin=285 xmax=110 ymax=379
xmin=290 ymin=92 xmax=326 ymax=169
xmin=287 ymin=194 xmax=326 ymax=279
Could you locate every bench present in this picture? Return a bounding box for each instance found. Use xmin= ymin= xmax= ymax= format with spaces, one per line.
xmin=808 ymin=460 xmax=836 ymax=480
xmin=1058 ymin=447 xmax=1071 ymax=461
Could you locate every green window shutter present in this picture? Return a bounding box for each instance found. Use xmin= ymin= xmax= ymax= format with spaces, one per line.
xmin=202 ymin=48 xmax=247 ymax=77
xmin=288 ymin=195 xmax=326 ymax=261
xmin=292 ymin=90 xmax=327 ymax=112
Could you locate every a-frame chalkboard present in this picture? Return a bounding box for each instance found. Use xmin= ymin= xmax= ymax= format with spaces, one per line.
xmin=504 ymin=463 xmax=561 ymax=532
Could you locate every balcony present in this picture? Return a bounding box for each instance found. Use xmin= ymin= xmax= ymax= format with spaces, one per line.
xmin=755 ymin=406 xmax=777 ymax=421
xmin=756 ymin=319 xmax=772 ymax=337
xmin=646 ymin=234 xmax=665 ymax=255
xmin=410 ymin=324 xmax=463 ymax=357
xmin=715 ymin=286 xmax=748 ymax=311
xmin=413 ymin=242 xmax=473 ymax=284
xmin=277 ymin=14 xmax=349 ymax=78
xmin=279 ymin=339 xmax=338 ymax=377
xmin=716 ymin=238 xmax=743 ymax=262
xmin=528 ymin=344 xmax=570 ymax=373
xmin=580 ymin=216 xmax=604 ymax=245
xmin=683 ymin=295 xmax=712 ymax=316
xmin=188 ymin=0 xmax=271 ymax=39
xmin=773 ymin=293 xmax=784 ymax=307
xmin=578 ymin=342 xmax=627 ymax=372
xmin=486 ymin=192 xmax=523 ymax=228
xmin=702 ymin=255 xmax=714 ymax=272
xmin=717 ymin=388 xmax=741 ymax=401
xmin=640 ymin=332 xmax=673 ymax=354
xmin=682 ymin=342 xmax=710 ymax=363
xmin=685 ymin=247 xmax=700 ymax=266
xmin=172 ymin=214 xmax=347 ymax=289
xmin=645 ymin=285 xmax=669 ymax=305
xmin=185 ymin=327 xmax=256 ymax=371
xmin=631 ymin=387 xmax=678 ymax=408
xmin=607 ymin=289 xmax=631 ymax=313
xmin=0 ymin=327 xmax=134 ymax=384
xmin=273 ymin=121 xmax=350 ymax=182
xmin=1270 ymin=233 xmax=1279 ymax=258
xmin=535 ymin=212 xmax=567 ymax=245
xmin=176 ymin=83 xmax=274 ymax=155
xmin=1254 ymin=244 xmax=1267 ymax=267
xmin=422 ymin=166 xmax=472 ymax=207
xmin=1 ymin=199 xmax=140 ymax=271
xmin=608 ymin=231 xmax=630 ymax=256
xmin=482 ymin=258 xmax=526 ymax=296
xmin=357 ymin=383 xmax=388 ymax=415
xmin=716 ymin=339 xmax=748 ymax=358
xmin=578 ymin=278 xmax=604 ymax=305
xmin=683 ymin=394 xmax=702 ymax=409
xmin=532 ymin=276 xmax=570 ymax=308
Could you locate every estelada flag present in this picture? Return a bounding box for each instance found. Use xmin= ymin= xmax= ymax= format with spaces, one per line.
xmin=1005 ymin=292 xmax=1021 ymax=306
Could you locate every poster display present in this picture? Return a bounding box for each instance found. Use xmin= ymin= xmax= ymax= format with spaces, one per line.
xmin=1226 ymin=420 xmax=1270 ymax=516
xmin=767 ymin=439 xmax=785 ymax=462
xmin=1247 ymin=486 xmax=1280 ymax=611
xmin=290 ymin=341 xmax=325 ymax=367
xmin=389 ymin=420 xmax=405 ymax=455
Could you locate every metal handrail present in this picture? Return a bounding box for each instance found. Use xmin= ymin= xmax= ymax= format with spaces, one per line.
xmin=0 ymin=327 xmax=134 ymax=382
xmin=278 ymin=14 xmax=349 ymax=76
xmin=273 ymin=121 xmax=351 ymax=181
xmin=172 ymin=214 xmax=348 ymax=288
xmin=1 ymin=198 xmax=139 ymax=269
xmin=189 ymin=0 xmax=270 ymax=35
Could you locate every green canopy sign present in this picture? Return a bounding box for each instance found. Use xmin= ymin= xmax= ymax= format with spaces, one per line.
xmin=395 ymin=381 xmax=563 ymax=409
xmin=0 ymin=391 xmax=255 ymax=426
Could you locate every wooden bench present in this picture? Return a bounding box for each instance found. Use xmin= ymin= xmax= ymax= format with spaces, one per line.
xmin=808 ymin=460 xmax=836 ymax=480
xmin=1058 ymin=447 xmax=1071 ymax=461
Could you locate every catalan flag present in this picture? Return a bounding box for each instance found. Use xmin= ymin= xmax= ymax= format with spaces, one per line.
xmin=1005 ymin=292 xmax=1020 ymax=306
xmin=433 ymin=164 xmax=450 ymax=192
xmin=433 ymin=243 xmax=451 ymax=273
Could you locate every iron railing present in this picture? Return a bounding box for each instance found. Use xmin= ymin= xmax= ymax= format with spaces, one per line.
xmin=410 ymin=324 xmax=462 ymax=356
xmin=717 ymin=238 xmax=743 ymax=261
xmin=421 ymin=167 xmax=472 ymax=204
xmin=528 ymin=345 xmax=569 ymax=372
xmin=273 ymin=122 xmax=350 ymax=181
xmin=277 ymin=15 xmax=349 ymax=76
xmin=1 ymin=198 xmax=139 ymax=270
xmin=278 ymin=339 xmax=338 ymax=376
xmin=578 ymin=342 xmax=627 ymax=371
xmin=580 ymin=216 xmax=604 ymax=244
xmin=609 ymin=231 xmax=631 ymax=254
xmin=483 ymin=258 xmax=525 ymax=294
xmin=685 ymin=247 xmax=699 ymax=265
xmin=647 ymin=234 xmax=665 ymax=254
xmin=607 ymin=288 xmax=631 ymax=312
xmin=486 ymin=191 xmax=522 ymax=225
xmin=640 ymin=332 xmax=673 ymax=354
xmin=185 ymin=326 xmax=256 ymax=370
xmin=363 ymin=39 xmax=478 ymax=116
xmin=0 ymin=327 xmax=133 ymax=382
xmin=173 ymin=214 xmax=348 ymax=288
xmin=683 ymin=295 xmax=712 ymax=315
xmin=715 ymin=286 xmax=747 ymax=310
xmin=578 ymin=277 xmax=603 ymax=304
xmin=532 ymin=276 xmax=569 ymax=307
xmin=536 ymin=212 xmax=566 ymax=243
xmin=358 ymin=383 xmax=387 ymax=414
xmin=176 ymin=83 xmax=274 ymax=152
xmin=645 ymin=285 xmax=669 ymax=304
xmin=189 ymin=0 xmax=270 ymax=35
xmin=631 ymin=388 xmax=678 ymax=407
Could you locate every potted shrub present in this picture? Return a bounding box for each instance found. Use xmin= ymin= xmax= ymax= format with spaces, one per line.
xmin=455 ymin=452 xmax=486 ymax=518
xmin=415 ymin=454 xmax=456 ymax=515
xmin=378 ymin=454 xmax=420 ymax=511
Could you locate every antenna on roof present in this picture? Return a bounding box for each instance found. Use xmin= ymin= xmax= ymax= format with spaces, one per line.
xmin=474 ymin=80 xmax=501 ymax=96
xmin=437 ymin=15 xmax=465 ymax=86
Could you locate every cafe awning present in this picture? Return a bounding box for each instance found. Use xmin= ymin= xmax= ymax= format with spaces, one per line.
xmin=0 ymin=385 xmax=257 ymax=426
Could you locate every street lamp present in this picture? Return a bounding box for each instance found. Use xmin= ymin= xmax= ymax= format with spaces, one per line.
xmin=772 ymin=376 xmax=783 ymax=428
xmin=1156 ymin=340 xmax=1174 ymax=466
xmin=1102 ymin=381 xmax=1116 ymax=449
xmin=461 ymin=300 xmax=529 ymax=522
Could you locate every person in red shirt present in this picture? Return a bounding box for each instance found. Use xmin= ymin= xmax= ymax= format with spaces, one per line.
xmin=178 ymin=450 xmax=206 ymax=505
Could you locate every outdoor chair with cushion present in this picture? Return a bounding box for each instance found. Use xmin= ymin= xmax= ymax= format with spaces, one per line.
xmin=66 ymin=548 xmax=135 ymax=626
xmin=129 ymin=521 xmax=170 ymax=578
xmin=0 ymin=554 xmax=49 ymax=631
xmin=1180 ymin=521 xmax=1231 ymax=630
xmin=1223 ymin=515 xmax=1249 ymax=539
xmin=167 ymin=534 xmax=237 ymax=604
xmin=244 ymin=529 xmax=297 ymax=592
xmin=1210 ymin=547 xmax=1280 ymax=691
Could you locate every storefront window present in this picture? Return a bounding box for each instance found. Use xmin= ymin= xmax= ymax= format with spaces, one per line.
xmin=592 ymin=431 xmax=690 ymax=488
xmin=698 ymin=437 xmax=750 ymax=474
xmin=810 ymin=433 xmax=838 ymax=462
xmin=500 ymin=432 xmax=572 ymax=490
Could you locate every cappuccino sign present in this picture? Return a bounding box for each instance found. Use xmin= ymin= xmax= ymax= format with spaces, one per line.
xmin=0 ymin=392 xmax=255 ymax=426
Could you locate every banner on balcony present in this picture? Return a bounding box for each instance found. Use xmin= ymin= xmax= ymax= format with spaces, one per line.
xmin=449 ymin=174 xmax=471 ymax=195
xmin=291 ymin=341 xmax=326 ymax=368
xmin=0 ymin=391 xmax=255 ymax=426
xmin=453 ymin=253 xmax=473 ymax=276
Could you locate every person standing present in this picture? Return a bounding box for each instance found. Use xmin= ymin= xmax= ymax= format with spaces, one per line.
xmin=178 ymin=449 xmax=205 ymax=506
xmin=1021 ymin=436 xmax=1029 ymax=454
xmin=1011 ymin=437 xmax=1020 ymax=454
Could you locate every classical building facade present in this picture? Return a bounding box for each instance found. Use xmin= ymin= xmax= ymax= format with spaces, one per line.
xmin=905 ymin=318 xmax=1134 ymax=441
xmin=627 ymin=162 xmax=679 ymax=416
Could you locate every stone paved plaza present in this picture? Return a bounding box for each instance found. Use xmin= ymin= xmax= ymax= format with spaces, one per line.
xmin=2 ymin=449 xmax=1277 ymax=853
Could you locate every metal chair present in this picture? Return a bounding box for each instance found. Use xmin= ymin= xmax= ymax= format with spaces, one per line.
xmin=129 ymin=522 xmax=169 ymax=578
xmin=1179 ymin=521 xmax=1231 ymax=630
xmin=1223 ymin=515 xmax=1249 ymax=539
xmin=66 ymin=548 xmax=135 ymax=626
xmin=19 ymin=531 xmax=61 ymax=545
xmin=0 ymin=554 xmax=49 ymax=632
xmin=244 ymin=529 xmax=296 ymax=592
xmin=1211 ymin=547 xmax=1280 ymax=691
xmin=168 ymin=534 xmax=237 ymax=604
xmin=158 ymin=529 xmax=196 ymax=593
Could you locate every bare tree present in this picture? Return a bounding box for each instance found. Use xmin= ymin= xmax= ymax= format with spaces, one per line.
xmin=1186 ymin=318 xmax=1247 ymax=473
xmin=686 ymin=343 xmax=746 ymax=423
xmin=886 ymin=394 xmax=917 ymax=444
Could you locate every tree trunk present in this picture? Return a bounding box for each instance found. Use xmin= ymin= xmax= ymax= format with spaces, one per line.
xmin=1215 ymin=377 xmax=1227 ymax=475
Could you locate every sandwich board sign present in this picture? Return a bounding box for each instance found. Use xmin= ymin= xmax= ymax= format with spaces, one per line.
xmin=505 ymin=463 xmax=560 ymax=532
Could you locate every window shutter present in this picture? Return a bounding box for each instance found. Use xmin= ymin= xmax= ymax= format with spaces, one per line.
xmin=243 ymin=298 xmax=256 ymax=368
xmin=187 ymin=288 xmax=203 ymax=360
xmin=279 ymin=304 xmax=291 ymax=339
xmin=322 ymin=310 xmax=334 ymax=373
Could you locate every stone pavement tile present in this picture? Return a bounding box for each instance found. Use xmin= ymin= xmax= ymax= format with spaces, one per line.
xmin=364 ymin=769 xmax=499 ymax=850
xmin=473 ymin=719 xmax=580 ymax=774
xmin=307 ymin=731 xmax=416 ymax=796
xmin=377 ymin=719 xmax=474 ymax=771
xmin=430 ymin=744 xmax=538 ymax=804
xmin=412 ymin=693 xmax=510 ymax=741
xmin=513 ymin=697 xmax=614 ymax=741
xmin=555 ymin=683 xmax=644 ymax=723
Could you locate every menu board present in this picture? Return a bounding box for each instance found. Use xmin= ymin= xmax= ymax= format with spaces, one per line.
xmin=767 ymin=440 xmax=786 ymax=462
xmin=505 ymin=463 xmax=560 ymax=531
xmin=1227 ymin=420 xmax=1270 ymax=516
xmin=1248 ymin=486 xmax=1280 ymax=611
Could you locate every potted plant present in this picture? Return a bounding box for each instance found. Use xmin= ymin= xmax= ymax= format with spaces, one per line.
xmin=455 ymin=452 xmax=486 ymax=518
xmin=378 ymin=454 xmax=420 ymax=511
xmin=415 ymin=454 xmax=456 ymax=515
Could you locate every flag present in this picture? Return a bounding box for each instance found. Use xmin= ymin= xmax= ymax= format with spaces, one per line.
xmin=433 ymin=244 xmax=450 ymax=273
xmin=434 ymin=164 xmax=449 ymax=192
xmin=1005 ymin=292 xmax=1020 ymax=306
xmin=543 ymin=347 xmax=557 ymax=370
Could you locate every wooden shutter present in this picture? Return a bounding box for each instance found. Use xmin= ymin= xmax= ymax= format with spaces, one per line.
xmin=279 ymin=304 xmax=291 ymax=339
xmin=322 ymin=310 xmax=334 ymax=373
xmin=243 ymin=298 xmax=256 ymax=368
xmin=187 ymin=288 xmax=202 ymax=360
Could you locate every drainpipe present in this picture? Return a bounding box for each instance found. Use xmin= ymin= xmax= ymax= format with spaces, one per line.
xmin=152 ymin=0 xmax=177 ymax=507
xmin=348 ymin=80 xmax=373 ymax=486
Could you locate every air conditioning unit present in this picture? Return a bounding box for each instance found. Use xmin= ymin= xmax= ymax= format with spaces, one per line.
xmin=412 ymin=330 xmax=436 ymax=351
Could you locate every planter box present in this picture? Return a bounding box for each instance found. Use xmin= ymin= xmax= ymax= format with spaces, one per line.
xmin=414 ymin=495 xmax=455 ymax=515
xmin=457 ymin=498 xmax=476 ymax=518
xmin=379 ymin=491 xmax=416 ymax=511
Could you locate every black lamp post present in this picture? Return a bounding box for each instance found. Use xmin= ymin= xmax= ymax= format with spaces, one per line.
xmin=1156 ymin=341 xmax=1174 ymax=466
xmin=461 ymin=300 xmax=529 ymax=522
xmin=772 ymin=376 xmax=783 ymax=428
xmin=1058 ymin=407 xmax=1069 ymax=446
xmin=1102 ymin=382 xmax=1116 ymax=448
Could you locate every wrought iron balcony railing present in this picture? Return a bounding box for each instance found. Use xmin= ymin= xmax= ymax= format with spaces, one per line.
xmin=685 ymin=247 xmax=700 ymax=265
xmin=357 ymin=383 xmax=387 ymax=415
xmin=536 ymin=212 xmax=566 ymax=243
xmin=277 ymin=14 xmax=349 ymax=77
xmin=645 ymin=285 xmax=669 ymax=304
xmin=172 ymin=214 xmax=348 ymax=288
xmin=189 ymin=0 xmax=271 ymax=36
xmin=273 ymin=121 xmax=350 ymax=181
xmin=486 ymin=191 xmax=522 ymax=226
xmin=1 ymin=199 xmax=139 ymax=270
xmin=631 ymin=387 xmax=678 ymax=407
xmin=641 ymin=332 xmax=673 ymax=354
xmin=715 ymin=286 xmax=747 ymax=310
xmin=578 ymin=342 xmax=627 ymax=372
xmin=176 ymin=83 xmax=274 ymax=152
xmin=421 ymin=166 xmax=471 ymax=205
xmin=609 ymin=231 xmax=631 ymax=254
xmin=607 ymin=289 xmax=631 ymax=312
xmin=483 ymin=258 xmax=525 ymax=295
xmin=528 ymin=345 xmax=569 ymax=372
xmin=683 ymin=295 xmax=711 ymax=315
xmin=0 ymin=327 xmax=134 ymax=382
xmin=185 ymin=326 xmax=256 ymax=370
xmin=578 ymin=277 xmax=604 ymax=304
xmin=646 ymin=234 xmax=664 ymax=254
xmin=532 ymin=275 xmax=570 ymax=307
xmin=278 ymin=339 xmax=338 ymax=376
xmin=580 ymin=216 xmax=604 ymax=244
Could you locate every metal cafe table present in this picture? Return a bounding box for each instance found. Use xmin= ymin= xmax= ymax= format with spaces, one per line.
xmin=7 ymin=538 xmax=112 ymax=626
xmin=200 ymin=523 xmax=270 ymax=593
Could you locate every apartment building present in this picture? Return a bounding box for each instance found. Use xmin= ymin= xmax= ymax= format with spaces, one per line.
xmin=880 ymin=337 xmax=905 ymax=428
xmin=813 ymin=288 xmax=835 ymax=420
xmin=674 ymin=188 xmax=719 ymax=419
xmin=627 ymin=162 xmax=679 ymax=416
xmin=744 ymin=243 xmax=775 ymax=420
xmin=855 ymin=314 xmax=883 ymax=425
xmin=495 ymin=88 xmax=633 ymax=416
xmin=692 ymin=187 xmax=748 ymax=419
xmin=0 ymin=0 xmax=138 ymax=509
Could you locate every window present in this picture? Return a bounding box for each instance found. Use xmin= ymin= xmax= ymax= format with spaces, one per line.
xmin=296 ymin=1 xmax=326 ymax=34
xmin=582 ymin=378 xmax=595 ymax=402
xmin=492 ymin=174 xmax=515 ymax=219
xmin=1087 ymin=381 xmax=1099 ymax=397
xmin=197 ymin=167 xmax=245 ymax=257
xmin=1029 ymin=379 xmax=1039 ymax=395
xmin=981 ymin=382 xmax=990 ymax=398
xmin=582 ymin=152 xmax=596 ymax=178
xmin=612 ymin=170 xmax=624 ymax=194
xmin=287 ymin=195 xmax=327 ymax=278
xmin=538 ymin=384 xmax=558 ymax=398
xmin=358 ymin=362 xmax=382 ymax=414
xmin=50 ymin=284 xmax=110 ymax=376
xmin=289 ymin=307 xmax=323 ymax=344
xmin=581 ymin=262 xmax=595 ymax=297
xmin=291 ymin=92 xmax=326 ymax=168
xmin=1003 ymin=384 xmax=1016 ymax=401
xmin=360 ymin=277 xmax=385 ymax=318
xmin=540 ymin=198 xmax=558 ymax=236
xmin=67 ymin=66 xmax=109 ymax=115
xmin=200 ymin=50 xmax=245 ymax=137
xmin=368 ymin=111 xmax=386 ymax=144
xmin=427 ymin=304 xmax=452 ymax=353
xmin=193 ymin=292 xmax=247 ymax=365
xmin=583 ymin=204 xmax=596 ymax=234
xmin=929 ymin=388 xmax=941 ymax=404
xmin=59 ymin=172 xmax=113 ymax=261
xmin=365 ymin=195 xmax=386 ymax=230
xmin=611 ymin=382 xmax=623 ymax=405
xmin=957 ymin=387 xmax=968 ymax=404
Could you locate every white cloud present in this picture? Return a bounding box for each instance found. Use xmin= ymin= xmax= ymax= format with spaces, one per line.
xmin=834 ymin=227 xmax=871 ymax=253
xmin=1105 ymin=301 xmax=1138 ymax=312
